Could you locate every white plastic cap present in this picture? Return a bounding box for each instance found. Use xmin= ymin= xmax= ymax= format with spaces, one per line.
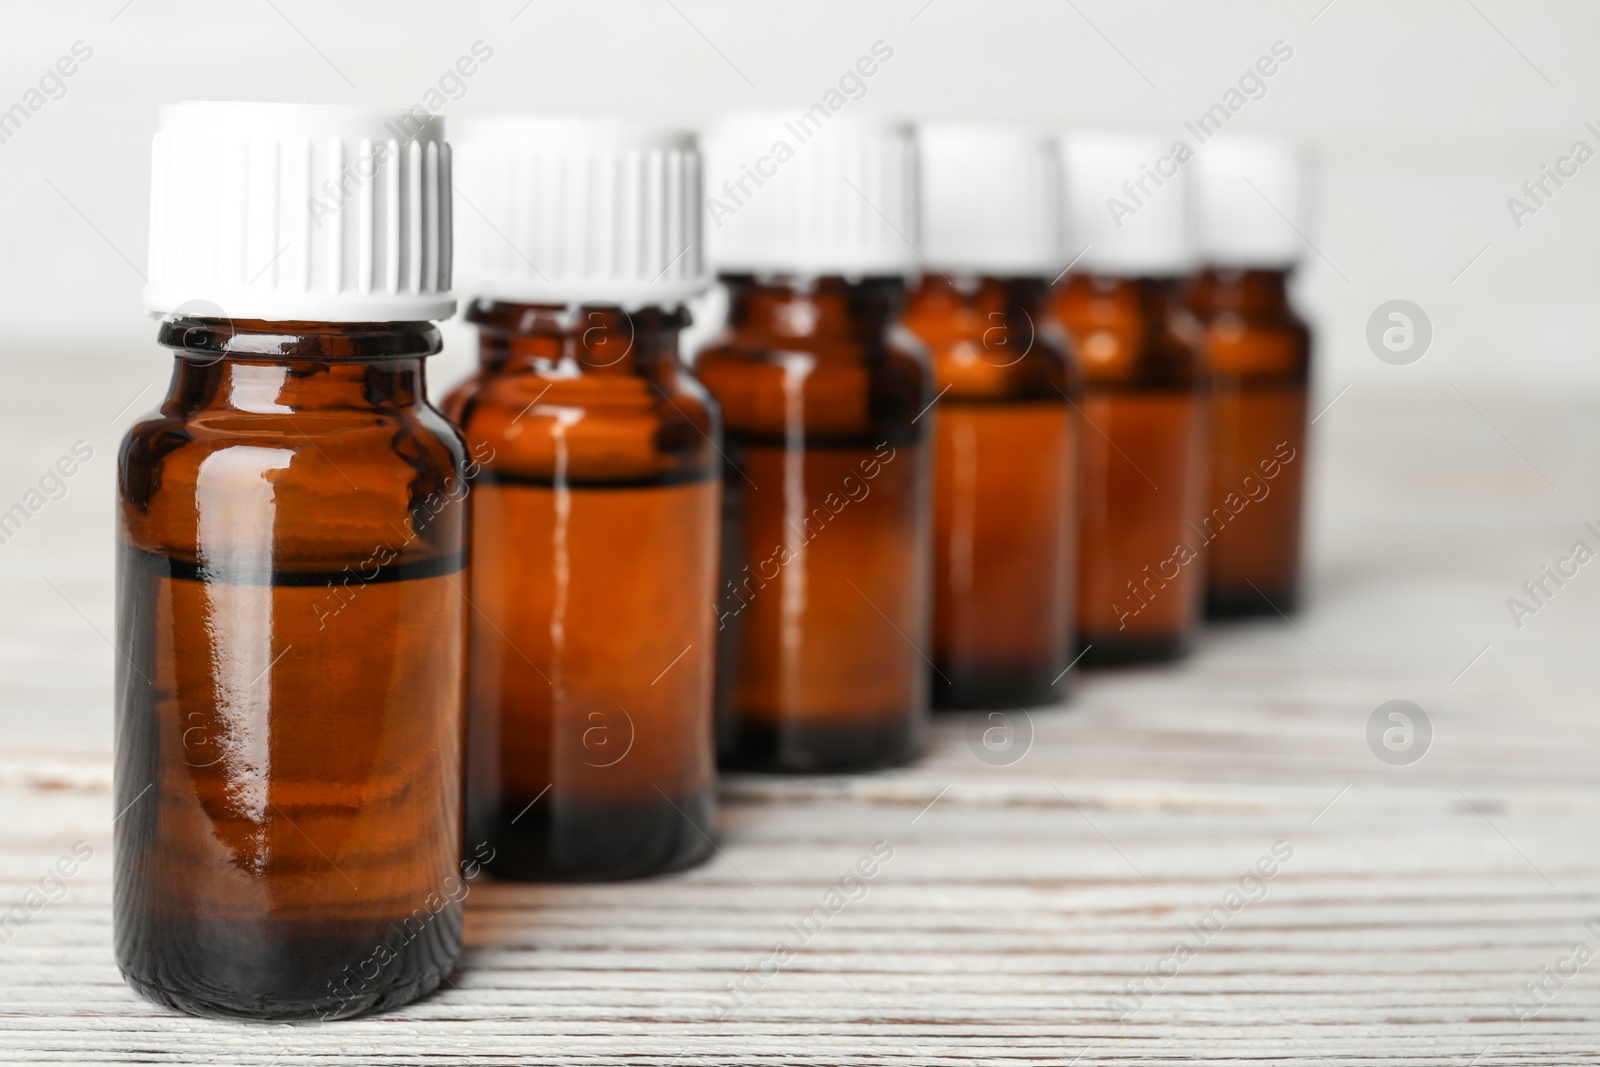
xmin=453 ymin=116 xmax=708 ymax=309
xmin=143 ymin=102 xmax=455 ymax=322
xmin=1193 ymin=134 xmax=1309 ymax=269
xmin=703 ymin=111 xmax=917 ymax=276
xmin=1060 ymin=132 xmax=1195 ymax=276
xmin=918 ymin=122 xmax=1061 ymax=276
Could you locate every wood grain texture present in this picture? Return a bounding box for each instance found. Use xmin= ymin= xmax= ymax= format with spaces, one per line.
xmin=2 ymin=359 xmax=1597 ymax=1064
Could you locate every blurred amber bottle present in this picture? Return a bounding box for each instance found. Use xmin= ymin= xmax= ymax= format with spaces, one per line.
xmin=115 ymin=104 xmax=467 ymax=1019
xmin=444 ymin=118 xmax=719 ymax=878
xmin=1190 ymin=136 xmax=1313 ymax=616
xmin=904 ymin=124 xmax=1080 ymax=708
xmin=698 ymin=113 xmax=931 ymax=771
xmin=1053 ymin=134 xmax=1208 ymax=663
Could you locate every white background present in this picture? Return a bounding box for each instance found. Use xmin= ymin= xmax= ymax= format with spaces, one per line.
xmin=1 ymin=0 xmax=1596 ymax=395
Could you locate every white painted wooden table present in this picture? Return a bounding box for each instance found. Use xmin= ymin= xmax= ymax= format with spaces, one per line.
xmin=4 ymin=349 xmax=1598 ymax=1064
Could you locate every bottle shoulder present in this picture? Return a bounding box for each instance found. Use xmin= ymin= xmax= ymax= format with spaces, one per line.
xmin=907 ymin=317 xmax=1077 ymax=402
xmin=1050 ymin=294 xmax=1204 ymax=391
xmin=118 ymin=400 xmax=468 ymax=562
xmin=1193 ymin=308 xmax=1312 ymax=381
xmin=450 ymin=363 xmax=719 ymax=484
xmin=692 ymin=329 xmax=932 ymax=443
xmin=694 ymin=326 xmax=929 ymax=372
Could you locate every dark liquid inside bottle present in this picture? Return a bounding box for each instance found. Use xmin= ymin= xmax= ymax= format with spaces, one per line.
xmin=696 ymin=276 xmax=931 ymax=771
xmin=1051 ymin=275 xmax=1207 ymax=664
xmin=903 ymin=275 xmax=1080 ymax=709
xmin=444 ymin=303 xmax=718 ymax=880
xmin=114 ymin=320 xmax=469 ymax=1020
xmin=1187 ymin=267 xmax=1310 ymax=616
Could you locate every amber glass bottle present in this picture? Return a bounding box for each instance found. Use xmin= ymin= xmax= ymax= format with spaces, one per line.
xmin=1191 ymin=136 xmax=1313 ymax=616
xmin=700 ymin=114 xmax=930 ymax=771
xmin=446 ymin=117 xmax=718 ymax=878
xmin=1188 ymin=269 xmax=1308 ymax=613
xmin=695 ymin=277 xmax=929 ymax=768
xmin=1052 ymin=276 xmax=1205 ymax=661
xmin=908 ymin=124 xmax=1079 ymax=708
xmin=444 ymin=304 xmax=718 ymax=878
xmin=1056 ymin=132 xmax=1209 ymax=663
xmin=115 ymin=103 xmax=465 ymax=1021
xmin=904 ymin=275 xmax=1078 ymax=707
xmin=117 ymin=320 xmax=468 ymax=1019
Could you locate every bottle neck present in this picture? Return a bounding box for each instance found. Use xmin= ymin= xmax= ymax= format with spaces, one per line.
xmin=1053 ymin=271 xmax=1184 ymax=323
xmin=720 ymin=274 xmax=906 ymax=343
xmin=1187 ymin=267 xmax=1294 ymax=315
xmin=465 ymin=301 xmax=687 ymax=375
xmin=158 ymin=318 xmax=438 ymax=410
xmin=907 ymin=273 xmax=1051 ymax=319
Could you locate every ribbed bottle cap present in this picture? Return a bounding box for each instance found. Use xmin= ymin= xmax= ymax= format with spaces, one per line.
xmin=703 ymin=111 xmax=918 ymax=276
xmin=1060 ymin=132 xmax=1195 ymax=276
xmin=918 ymin=122 xmax=1061 ymax=276
xmin=1193 ymin=134 xmax=1309 ymax=268
xmin=143 ymin=101 xmax=455 ymax=323
xmin=453 ymin=115 xmax=708 ymax=310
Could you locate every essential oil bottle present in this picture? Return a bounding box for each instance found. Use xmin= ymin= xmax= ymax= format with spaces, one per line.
xmin=1188 ymin=136 xmax=1312 ymax=616
xmin=1051 ymin=133 xmax=1208 ymax=664
xmin=443 ymin=117 xmax=719 ymax=879
xmin=115 ymin=103 xmax=467 ymax=1019
xmin=697 ymin=112 xmax=931 ymax=771
xmin=902 ymin=123 xmax=1080 ymax=709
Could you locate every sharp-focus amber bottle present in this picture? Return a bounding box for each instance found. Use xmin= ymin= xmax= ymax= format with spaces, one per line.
xmin=116 ymin=104 xmax=466 ymax=1019
xmin=904 ymin=123 xmax=1079 ymax=709
xmin=1191 ymin=136 xmax=1313 ymax=616
xmin=1054 ymin=133 xmax=1208 ymax=664
xmin=699 ymin=113 xmax=931 ymax=771
xmin=445 ymin=118 xmax=718 ymax=878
